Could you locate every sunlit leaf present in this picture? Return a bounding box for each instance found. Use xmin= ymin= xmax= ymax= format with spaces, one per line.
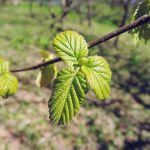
xmin=0 ymin=58 xmax=9 ymax=75
xmin=130 ymin=0 xmax=150 ymax=45
xmin=48 ymin=67 xmax=88 ymax=125
xmin=0 ymin=73 xmax=18 ymax=98
xmin=81 ymin=56 xmax=112 ymax=100
xmin=35 ymin=50 xmax=58 ymax=87
xmin=53 ymin=30 xmax=88 ymax=66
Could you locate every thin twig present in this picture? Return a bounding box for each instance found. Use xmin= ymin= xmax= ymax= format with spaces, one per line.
xmin=11 ymin=57 xmax=61 ymax=73
xmin=10 ymin=14 xmax=150 ymax=73
xmin=88 ymin=14 xmax=150 ymax=48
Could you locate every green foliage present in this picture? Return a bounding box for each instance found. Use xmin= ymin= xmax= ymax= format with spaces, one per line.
xmin=49 ymin=30 xmax=112 ymax=125
xmin=0 ymin=73 xmax=18 ymax=98
xmin=0 ymin=58 xmax=9 ymax=74
xmin=38 ymin=36 xmax=49 ymax=49
xmin=130 ymin=0 xmax=150 ymax=45
xmin=81 ymin=56 xmax=112 ymax=99
xmin=0 ymin=59 xmax=18 ymax=98
xmin=35 ymin=50 xmax=58 ymax=88
xmin=53 ymin=30 xmax=88 ymax=66
xmin=48 ymin=68 xmax=88 ymax=125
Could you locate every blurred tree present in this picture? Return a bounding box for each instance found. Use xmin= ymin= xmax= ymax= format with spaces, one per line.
xmin=0 ymin=0 xmax=7 ymax=4
xmin=28 ymin=0 xmax=35 ymax=18
xmin=114 ymin=0 xmax=132 ymax=47
xmin=86 ymin=0 xmax=93 ymax=27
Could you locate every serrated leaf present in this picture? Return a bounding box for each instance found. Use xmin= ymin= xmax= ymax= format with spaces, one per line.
xmin=35 ymin=50 xmax=58 ymax=87
xmin=0 ymin=73 xmax=18 ymax=98
xmin=48 ymin=67 xmax=88 ymax=125
xmin=81 ymin=56 xmax=112 ymax=100
xmin=53 ymin=30 xmax=88 ymax=66
xmin=130 ymin=0 xmax=150 ymax=45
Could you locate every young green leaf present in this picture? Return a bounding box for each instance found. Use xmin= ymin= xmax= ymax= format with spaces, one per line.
xmin=53 ymin=30 xmax=88 ymax=66
xmin=35 ymin=50 xmax=58 ymax=87
xmin=130 ymin=0 xmax=150 ymax=45
xmin=0 ymin=58 xmax=18 ymax=98
xmin=0 ymin=58 xmax=9 ymax=75
xmin=48 ymin=67 xmax=88 ymax=125
xmin=38 ymin=49 xmax=51 ymax=60
xmin=0 ymin=73 xmax=18 ymax=98
xmin=36 ymin=65 xmax=57 ymax=88
xmin=81 ymin=56 xmax=112 ymax=100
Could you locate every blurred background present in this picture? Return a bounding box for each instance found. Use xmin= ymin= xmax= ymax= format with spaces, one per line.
xmin=0 ymin=0 xmax=150 ymax=150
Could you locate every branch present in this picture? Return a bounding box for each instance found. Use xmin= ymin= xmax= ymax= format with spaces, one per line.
xmin=10 ymin=15 xmax=150 ymax=73
xmin=10 ymin=57 xmax=61 ymax=73
xmin=88 ymin=14 xmax=150 ymax=48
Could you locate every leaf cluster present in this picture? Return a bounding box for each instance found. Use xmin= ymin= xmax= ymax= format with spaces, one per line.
xmin=48 ymin=30 xmax=112 ymax=125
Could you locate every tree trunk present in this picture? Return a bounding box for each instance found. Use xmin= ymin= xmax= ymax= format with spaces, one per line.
xmin=29 ymin=0 xmax=34 ymax=18
xmin=114 ymin=0 xmax=131 ymax=47
xmin=87 ymin=0 xmax=92 ymax=27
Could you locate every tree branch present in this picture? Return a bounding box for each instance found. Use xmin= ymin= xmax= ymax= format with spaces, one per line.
xmin=10 ymin=14 xmax=150 ymax=73
xmin=88 ymin=14 xmax=150 ymax=48
xmin=10 ymin=57 xmax=62 ymax=73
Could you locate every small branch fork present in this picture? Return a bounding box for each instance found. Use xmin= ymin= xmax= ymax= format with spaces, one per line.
xmin=10 ymin=15 xmax=150 ymax=73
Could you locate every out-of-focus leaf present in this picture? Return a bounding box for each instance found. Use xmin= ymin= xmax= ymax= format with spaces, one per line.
xmin=35 ymin=50 xmax=58 ymax=87
xmin=35 ymin=64 xmax=57 ymax=88
xmin=0 ymin=58 xmax=9 ymax=75
xmin=53 ymin=30 xmax=88 ymax=66
xmin=48 ymin=68 xmax=88 ymax=125
xmin=38 ymin=49 xmax=51 ymax=59
xmin=130 ymin=0 xmax=150 ymax=45
xmin=0 ymin=58 xmax=18 ymax=98
xmin=0 ymin=73 xmax=18 ymax=98
xmin=81 ymin=56 xmax=112 ymax=100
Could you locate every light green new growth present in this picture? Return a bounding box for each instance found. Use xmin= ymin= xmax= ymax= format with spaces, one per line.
xmin=0 ymin=73 xmax=18 ymax=98
xmin=53 ymin=30 xmax=88 ymax=66
xmin=35 ymin=50 xmax=58 ymax=87
xmin=49 ymin=30 xmax=112 ymax=125
xmin=0 ymin=59 xmax=18 ymax=98
xmin=48 ymin=68 xmax=88 ymax=125
xmin=130 ymin=0 xmax=150 ymax=45
xmin=0 ymin=58 xmax=9 ymax=74
xmin=81 ymin=56 xmax=112 ymax=100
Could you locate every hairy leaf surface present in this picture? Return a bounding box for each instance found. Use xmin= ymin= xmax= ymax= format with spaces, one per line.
xmin=48 ymin=68 xmax=88 ymax=125
xmin=53 ymin=30 xmax=88 ymax=66
xmin=81 ymin=56 xmax=111 ymax=100
xmin=0 ymin=73 xmax=18 ymax=98
xmin=130 ymin=0 xmax=150 ymax=45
